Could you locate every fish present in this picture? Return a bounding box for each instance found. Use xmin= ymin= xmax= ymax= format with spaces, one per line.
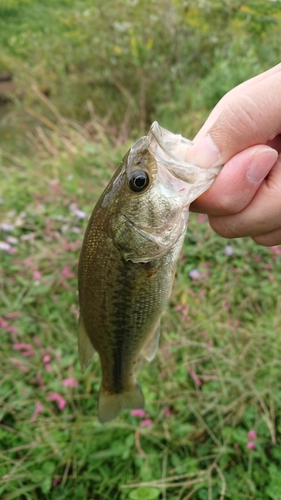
xmin=78 ymin=121 xmax=221 ymax=423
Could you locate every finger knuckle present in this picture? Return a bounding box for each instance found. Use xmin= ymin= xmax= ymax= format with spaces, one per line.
xmin=226 ymin=96 xmax=261 ymax=137
xmin=212 ymin=95 xmax=263 ymax=146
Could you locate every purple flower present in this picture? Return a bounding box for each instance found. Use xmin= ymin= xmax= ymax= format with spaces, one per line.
xmin=69 ymin=203 xmax=86 ymax=219
xmin=0 ymin=241 xmax=11 ymax=251
xmin=0 ymin=222 xmax=14 ymax=231
xmin=6 ymin=236 xmax=18 ymax=245
xmin=189 ymin=269 xmax=201 ymax=279
xmin=73 ymin=208 xmax=86 ymax=219
xmin=224 ymin=245 xmax=234 ymax=256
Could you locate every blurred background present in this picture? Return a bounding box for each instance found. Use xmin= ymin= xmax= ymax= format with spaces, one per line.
xmin=1 ymin=1 xmax=281 ymax=499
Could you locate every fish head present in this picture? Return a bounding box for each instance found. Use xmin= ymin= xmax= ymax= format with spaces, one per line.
xmin=103 ymin=122 xmax=221 ymax=263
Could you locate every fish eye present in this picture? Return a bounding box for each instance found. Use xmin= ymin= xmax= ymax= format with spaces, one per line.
xmin=129 ymin=170 xmax=149 ymax=193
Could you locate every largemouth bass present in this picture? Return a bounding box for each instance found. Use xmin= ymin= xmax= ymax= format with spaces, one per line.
xmin=78 ymin=122 xmax=221 ymax=423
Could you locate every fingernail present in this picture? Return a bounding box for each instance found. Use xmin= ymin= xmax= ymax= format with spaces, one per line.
xmin=246 ymin=148 xmax=278 ymax=184
xmin=185 ymin=134 xmax=221 ymax=168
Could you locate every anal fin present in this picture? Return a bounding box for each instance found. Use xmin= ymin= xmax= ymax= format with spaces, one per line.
xmin=142 ymin=323 xmax=160 ymax=362
xmin=78 ymin=314 xmax=96 ymax=372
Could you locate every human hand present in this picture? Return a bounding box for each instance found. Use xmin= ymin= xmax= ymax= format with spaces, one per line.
xmin=186 ymin=63 xmax=281 ymax=246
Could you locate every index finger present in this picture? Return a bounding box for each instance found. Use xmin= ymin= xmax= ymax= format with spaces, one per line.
xmin=185 ymin=69 xmax=281 ymax=169
xmin=194 ymin=63 xmax=281 ymax=141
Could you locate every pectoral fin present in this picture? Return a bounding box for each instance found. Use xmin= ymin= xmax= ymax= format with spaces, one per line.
xmin=142 ymin=324 xmax=160 ymax=362
xmin=78 ymin=314 xmax=96 ymax=372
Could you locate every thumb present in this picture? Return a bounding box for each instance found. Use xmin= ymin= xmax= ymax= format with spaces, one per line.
xmin=185 ymin=71 xmax=281 ymax=168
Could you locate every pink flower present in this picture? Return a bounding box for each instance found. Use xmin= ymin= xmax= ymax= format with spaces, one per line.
xmin=62 ymin=266 xmax=75 ymax=279
xmin=0 ymin=317 xmax=19 ymax=334
xmin=37 ymin=373 xmax=45 ymax=388
xmin=53 ymin=476 xmax=59 ymax=487
xmin=233 ymin=443 xmax=239 ymax=450
xmin=165 ymin=407 xmax=171 ymax=418
xmin=13 ymin=343 xmax=35 ymax=357
xmin=30 ymin=401 xmax=44 ymax=423
xmin=270 ymin=245 xmax=281 ymax=255
xmin=33 ymin=271 xmax=41 ymax=280
xmin=140 ymin=419 xmax=153 ymax=427
xmin=174 ymin=304 xmax=189 ymax=316
xmin=197 ymin=214 xmax=207 ymax=223
xmin=5 ymin=312 xmax=21 ymax=319
xmin=131 ymin=409 xmax=147 ymax=418
xmin=247 ymin=442 xmax=256 ymax=450
xmin=47 ymin=392 xmax=66 ymax=410
xmin=43 ymin=355 xmax=51 ymax=364
xmin=162 ymin=345 xmax=169 ymax=360
xmin=248 ymin=430 xmax=257 ymax=441
xmin=10 ymin=357 xmax=29 ymax=373
xmin=189 ymin=369 xmax=202 ymax=387
xmin=33 ymin=336 xmax=42 ymax=346
xmin=63 ymin=377 xmax=79 ymax=388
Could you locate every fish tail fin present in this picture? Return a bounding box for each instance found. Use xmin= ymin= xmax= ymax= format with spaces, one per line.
xmin=78 ymin=314 xmax=96 ymax=372
xmin=98 ymin=383 xmax=145 ymax=424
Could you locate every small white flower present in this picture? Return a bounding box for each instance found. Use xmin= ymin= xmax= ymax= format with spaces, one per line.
xmin=0 ymin=241 xmax=11 ymax=251
xmin=224 ymin=245 xmax=234 ymax=256
xmin=73 ymin=209 xmax=86 ymax=219
xmin=20 ymin=233 xmax=35 ymax=241
xmin=6 ymin=236 xmax=18 ymax=245
xmin=0 ymin=222 xmax=14 ymax=231
xmin=189 ymin=269 xmax=201 ymax=279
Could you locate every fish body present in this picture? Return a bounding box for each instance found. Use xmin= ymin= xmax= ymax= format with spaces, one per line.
xmin=78 ymin=122 xmax=221 ymax=423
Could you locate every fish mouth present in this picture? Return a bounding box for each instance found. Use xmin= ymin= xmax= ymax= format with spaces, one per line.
xmin=149 ymin=121 xmax=221 ymax=185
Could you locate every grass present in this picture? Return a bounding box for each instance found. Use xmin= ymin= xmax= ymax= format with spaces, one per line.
xmin=1 ymin=117 xmax=281 ymax=500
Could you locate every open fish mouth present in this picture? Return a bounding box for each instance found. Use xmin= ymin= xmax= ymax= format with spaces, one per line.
xmin=149 ymin=121 xmax=221 ymax=185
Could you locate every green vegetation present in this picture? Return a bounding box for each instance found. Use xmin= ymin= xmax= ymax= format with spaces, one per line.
xmin=1 ymin=1 xmax=281 ymax=499
xmin=0 ymin=0 xmax=281 ymax=134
